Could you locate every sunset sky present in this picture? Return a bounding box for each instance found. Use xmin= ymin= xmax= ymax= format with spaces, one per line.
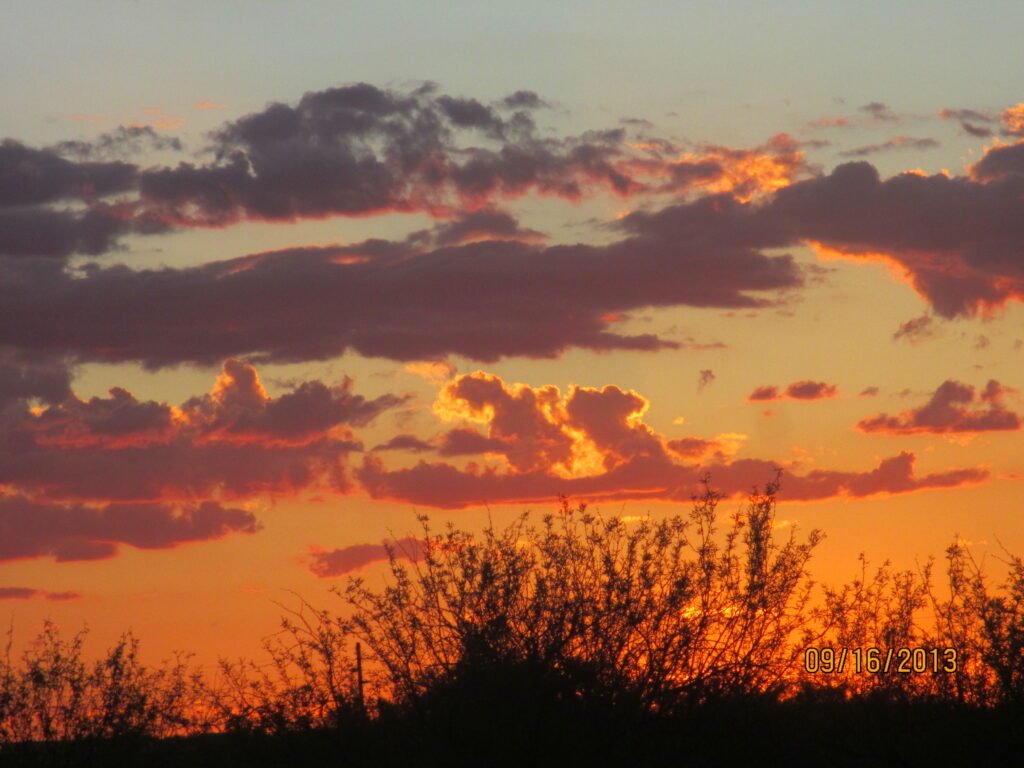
xmin=2 ymin=1 xmax=1023 ymax=664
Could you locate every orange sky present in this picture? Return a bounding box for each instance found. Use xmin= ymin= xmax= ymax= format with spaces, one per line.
xmin=2 ymin=14 xmax=1024 ymax=666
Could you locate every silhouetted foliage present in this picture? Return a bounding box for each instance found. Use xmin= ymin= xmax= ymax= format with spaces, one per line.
xmin=2 ymin=477 xmax=1024 ymax=766
xmin=344 ymin=475 xmax=822 ymax=713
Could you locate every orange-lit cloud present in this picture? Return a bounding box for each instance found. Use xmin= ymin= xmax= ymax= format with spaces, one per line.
xmin=356 ymin=373 xmax=986 ymax=509
xmin=404 ymin=360 xmax=457 ymax=384
xmin=0 ymin=360 xmax=402 ymax=503
xmin=808 ymin=116 xmax=850 ymax=129
xmin=630 ymin=133 xmax=810 ymax=200
xmin=857 ymin=380 xmax=1021 ymax=435
xmin=138 ymin=107 xmax=184 ymax=131
xmin=1002 ymin=103 xmax=1024 ymax=135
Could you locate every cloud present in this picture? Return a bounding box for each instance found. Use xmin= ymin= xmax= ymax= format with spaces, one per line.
xmin=8 ymin=84 xmax=1024 ymax=362
xmin=748 ymin=385 xmax=780 ymax=402
xmin=747 ymin=381 xmax=837 ymax=402
xmin=937 ymin=107 xmax=997 ymax=124
xmin=0 ymin=360 xmax=399 ymax=502
xmin=372 ymin=434 xmax=435 ymax=453
xmin=181 ymin=359 xmax=407 ymax=445
xmin=309 ymin=536 xmax=422 ymax=577
xmin=137 ymin=83 xmax=640 ymax=227
xmin=785 ymin=381 xmax=838 ymax=400
xmin=859 ymin=102 xmax=899 ymax=122
xmin=857 ymin=379 xmax=1021 ymax=435
xmin=498 ymin=90 xmax=549 ymax=110
xmin=0 ymin=83 xmax=666 ymax=262
xmin=0 ymin=496 xmax=258 ymax=563
xmin=0 ymin=586 xmax=80 ymax=601
xmin=437 ymin=426 xmax=510 ymax=457
xmin=769 ymin=158 xmax=1024 ymax=317
xmin=0 ymin=199 xmax=801 ymax=366
xmin=53 ymin=126 xmax=183 ymax=158
xmin=808 ymin=116 xmax=850 ymax=129
xmin=0 ymin=347 xmax=73 ymax=407
xmin=970 ymin=141 xmax=1024 ymax=183
xmin=358 ymin=450 xmax=984 ymax=510
xmin=1003 ymin=103 xmax=1024 ymax=136
xmin=356 ymin=372 xmax=985 ymax=508
xmin=0 ymin=206 xmax=147 ymax=259
xmin=859 ymin=387 xmax=880 ymax=397
xmin=404 ymin=361 xmax=457 ymax=384
xmin=0 ymin=135 xmax=163 ymax=256
xmin=937 ymin=107 xmax=998 ymax=138
xmin=408 ymin=208 xmax=546 ymax=246
xmin=893 ymin=315 xmax=936 ymax=344
xmin=839 ymin=136 xmax=939 ymax=158
xmin=697 ymin=369 xmax=715 ymax=390
xmin=666 ymin=432 xmax=746 ymax=461
xmin=632 ymin=133 xmax=812 ymax=200
xmin=0 ymin=139 xmax=137 ymax=208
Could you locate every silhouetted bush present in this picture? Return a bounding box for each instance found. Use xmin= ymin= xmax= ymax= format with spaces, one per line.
xmin=344 ymin=476 xmax=822 ymax=713
xmin=3 ymin=477 xmax=1024 ymax=766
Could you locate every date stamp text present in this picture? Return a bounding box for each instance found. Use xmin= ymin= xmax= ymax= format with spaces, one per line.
xmin=803 ymin=647 xmax=958 ymax=674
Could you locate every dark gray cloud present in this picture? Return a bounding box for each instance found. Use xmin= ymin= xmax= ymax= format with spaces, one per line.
xmin=0 ymin=206 xmax=140 ymax=259
xmin=746 ymin=380 xmax=837 ymax=402
xmin=138 ymin=83 xmax=637 ymax=226
xmin=0 ymin=139 xmax=136 ymax=208
xmin=54 ymin=126 xmax=184 ymax=158
xmin=0 ymin=347 xmax=73 ymax=407
xmin=860 ymin=102 xmax=899 ymax=122
xmin=857 ymin=380 xmax=1020 ymax=435
xmin=839 ymin=136 xmax=939 ymax=158
xmin=498 ymin=90 xmax=549 ymax=110
xmin=309 ymin=536 xmax=422 ymax=577
xmin=371 ymin=434 xmax=435 ymax=453
xmin=767 ymin=159 xmax=1024 ymax=317
xmin=408 ymin=207 xmax=546 ymax=247
xmin=937 ymin=107 xmax=997 ymax=124
xmin=0 ymin=202 xmax=801 ymax=366
xmin=970 ymin=141 xmax=1024 ymax=182
xmin=893 ymin=315 xmax=936 ymax=344
xmin=0 ymin=496 xmax=259 ymax=563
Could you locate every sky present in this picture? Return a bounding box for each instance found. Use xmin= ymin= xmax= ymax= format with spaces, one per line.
xmin=2 ymin=1 xmax=1024 ymax=664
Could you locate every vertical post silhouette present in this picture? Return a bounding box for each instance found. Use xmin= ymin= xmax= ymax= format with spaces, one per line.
xmin=355 ymin=641 xmax=365 ymax=714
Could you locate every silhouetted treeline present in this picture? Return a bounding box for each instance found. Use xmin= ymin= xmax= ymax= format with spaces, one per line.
xmin=2 ymin=478 xmax=1023 ymax=766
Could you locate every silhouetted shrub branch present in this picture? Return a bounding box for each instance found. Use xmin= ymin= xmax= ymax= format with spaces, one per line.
xmin=3 ymin=476 xmax=1024 ymax=756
